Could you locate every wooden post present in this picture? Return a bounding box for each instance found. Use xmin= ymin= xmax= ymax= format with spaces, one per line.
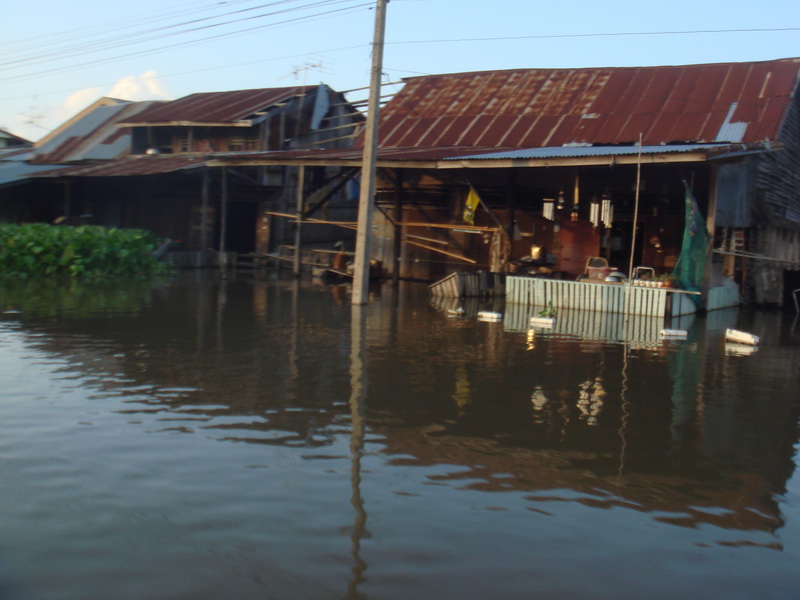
xmin=218 ymin=167 xmax=228 ymax=270
xmin=701 ymin=165 xmax=719 ymax=310
xmin=393 ymin=168 xmax=403 ymax=285
xmin=62 ymin=180 xmax=71 ymax=219
xmin=201 ymin=168 xmax=210 ymax=249
xmin=293 ymin=165 xmax=305 ymax=277
xmin=506 ymin=169 xmax=517 ymax=234
xmin=352 ymin=0 xmax=388 ymax=305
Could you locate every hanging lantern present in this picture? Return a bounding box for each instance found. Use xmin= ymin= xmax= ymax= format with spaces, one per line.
xmin=590 ymin=196 xmax=600 ymax=228
xmin=571 ymin=191 xmax=580 ymax=222
xmin=542 ymin=198 xmax=555 ymax=221
xmin=601 ymin=193 xmax=613 ymax=228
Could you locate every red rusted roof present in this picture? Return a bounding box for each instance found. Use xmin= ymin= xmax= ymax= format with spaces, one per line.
xmin=123 ymin=86 xmax=317 ymax=125
xmin=374 ymin=59 xmax=800 ymax=149
xmin=33 ymin=156 xmax=205 ymax=177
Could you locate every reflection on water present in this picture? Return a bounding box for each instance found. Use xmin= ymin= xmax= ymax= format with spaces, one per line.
xmin=0 ymin=272 xmax=799 ymax=600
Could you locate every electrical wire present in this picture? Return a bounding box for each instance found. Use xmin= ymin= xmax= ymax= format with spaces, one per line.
xmin=0 ymin=2 xmax=373 ymax=84
xmin=1 ymin=0 xmax=366 ymax=72
xmin=386 ymin=27 xmax=800 ymax=46
xmin=2 ymin=0 xmax=264 ymax=56
xmin=1 ymin=20 xmax=796 ymax=111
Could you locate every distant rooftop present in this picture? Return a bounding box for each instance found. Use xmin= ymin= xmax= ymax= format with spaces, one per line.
xmin=121 ymin=86 xmax=318 ymax=125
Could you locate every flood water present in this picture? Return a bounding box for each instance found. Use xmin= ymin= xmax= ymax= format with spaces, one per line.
xmin=0 ymin=272 xmax=799 ymax=600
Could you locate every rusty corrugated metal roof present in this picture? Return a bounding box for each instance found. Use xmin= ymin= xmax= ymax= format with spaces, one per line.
xmin=32 ymin=156 xmax=205 ymax=178
xmin=123 ymin=86 xmax=317 ymax=125
xmin=374 ymin=59 xmax=800 ymax=149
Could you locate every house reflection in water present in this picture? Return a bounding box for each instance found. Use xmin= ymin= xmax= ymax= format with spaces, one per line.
xmin=1 ymin=275 xmax=797 ymax=598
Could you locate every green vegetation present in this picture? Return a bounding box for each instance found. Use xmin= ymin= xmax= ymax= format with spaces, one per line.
xmin=0 ymin=224 xmax=171 ymax=277
xmin=538 ymin=300 xmax=556 ymax=318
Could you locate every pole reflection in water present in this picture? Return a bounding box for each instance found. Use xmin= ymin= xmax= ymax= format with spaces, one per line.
xmin=0 ymin=274 xmax=798 ymax=600
xmin=347 ymin=304 xmax=369 ymax=599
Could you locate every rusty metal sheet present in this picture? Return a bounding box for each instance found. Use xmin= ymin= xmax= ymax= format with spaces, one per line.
xmin=376 ymin=59 xmax=800 ymax=149
xmin=33 ymin=156 xmax=205 ymax=178
xmin=126 ymin=86 xmax=316 ymax=125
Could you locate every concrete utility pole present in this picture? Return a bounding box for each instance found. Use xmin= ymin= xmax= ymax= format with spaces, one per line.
xmin=351 ymin=0 xmax=388 ymax=305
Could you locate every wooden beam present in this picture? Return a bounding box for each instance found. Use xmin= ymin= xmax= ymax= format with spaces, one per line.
xmin=404 ymin=240 xmax=477 ymax=264
xmin=401 ymin=221 xmax=498 ymax=233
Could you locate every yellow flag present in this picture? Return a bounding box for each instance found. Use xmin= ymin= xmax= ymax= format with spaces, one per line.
xmin=463 ymin=188 xmax=480 ymax=225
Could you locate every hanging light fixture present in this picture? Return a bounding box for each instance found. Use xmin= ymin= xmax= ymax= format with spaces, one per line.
xmin=601 ymin=193 xmax=613 ymax=228
xmin=542 ymin=198 xmax=555 ymax=221
xmin=571 ymin=190 xmax=580 ymax=222
xmin=590 ymin=196 xmax=600 ymax=228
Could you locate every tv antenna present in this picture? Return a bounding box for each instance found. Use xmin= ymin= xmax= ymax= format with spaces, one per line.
xmin=19 ymin=97 xmax=51 ymax=131
xmin=280 ymin=57 xmax=329 ymax=82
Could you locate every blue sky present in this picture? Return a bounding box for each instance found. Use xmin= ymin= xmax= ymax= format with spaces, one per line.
xmin=2 ymin=0 xmax=799 ymax=142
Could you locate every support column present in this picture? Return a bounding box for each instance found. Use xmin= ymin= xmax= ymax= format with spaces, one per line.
xmin=218 ymin=167 xmax=228 ymax=270
xmin=293 ymin=165 xmax=306 ymax=277
xmin=201 ymin=168 xmax=210 ymax=250
xmin=392 ymin=168 xmax=404 ymax=285
xmin=701 ymin=166 xmax=719 ymax=310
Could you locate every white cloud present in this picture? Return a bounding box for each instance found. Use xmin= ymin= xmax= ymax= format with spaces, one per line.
xmin=107 ymin=70 xmax=172 ymax=102
xmin=63 ymin=86 xmax=105 ymax=115
xmin=10 ymin=72 xmax=174 ymax=142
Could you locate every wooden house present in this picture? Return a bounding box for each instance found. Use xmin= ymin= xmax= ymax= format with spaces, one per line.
xmin=0 ymin=129 xmax=31 ymax=150
xmin=2 ymin=85 xmax=364 ymax=260
xmin=213 ymin=58 xmax=800 ymax=309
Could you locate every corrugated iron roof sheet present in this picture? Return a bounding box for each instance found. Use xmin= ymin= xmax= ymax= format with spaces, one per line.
xmin=32 ymin=100 xmax=160 ymax=163
xmin=208 ymin=141 xmax=769 ymax=167
xmin=32 ymin=156 xmax=205 ymax=178
xmin=208 ymin=145 xmax=507 ymax=163
xmin=124 ymin=86 xmax=317 ymax=125
xmin=374 ymin=59 xmax=800 ymax=149
xmin=0 ymin=129 xmax=32 ymax=147
xmin=0 ymin=161 xmax=70 ymax=188
xmin=449 ymin=144 xmax=730 ymax=160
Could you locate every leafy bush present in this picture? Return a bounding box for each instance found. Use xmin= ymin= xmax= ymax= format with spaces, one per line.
xmin=0 ymin=224 xmax=171 ymax=277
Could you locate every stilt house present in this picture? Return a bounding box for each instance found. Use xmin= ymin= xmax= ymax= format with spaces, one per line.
xmin=1 ymin=85 xmax=364 ymax=261
xmin=213 ymin=58 xmax=800 ymax=308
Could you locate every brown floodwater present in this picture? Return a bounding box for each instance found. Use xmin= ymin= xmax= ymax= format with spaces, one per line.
xmin=0 ymin=272 xmax=799 ymax=600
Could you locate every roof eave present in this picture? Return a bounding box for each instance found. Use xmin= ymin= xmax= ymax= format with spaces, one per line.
xmin=117 ymin=121 xmax=253 ymax=128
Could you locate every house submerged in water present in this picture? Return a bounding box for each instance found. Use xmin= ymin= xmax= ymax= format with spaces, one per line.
xmin=213 ymin=57 xmax=800 ymax=310
xmin=3 ymin=58 xmax=800 ymax=310
xmin=0 ymin=85 xmax=364 ymax=262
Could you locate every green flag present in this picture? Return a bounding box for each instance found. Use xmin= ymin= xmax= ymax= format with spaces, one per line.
xmin=673 ymin=185 xmax=709 ymax=297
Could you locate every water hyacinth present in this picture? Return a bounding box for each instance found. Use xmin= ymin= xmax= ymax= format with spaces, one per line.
xmin=0 ymin=223 xmax=171 ymax=277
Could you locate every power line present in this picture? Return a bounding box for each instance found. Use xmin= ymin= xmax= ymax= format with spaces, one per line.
xmin=0 ymin=2 xmax=373 ymax=84
xmin=2 ymin=23 xmax=796 ymax=106
xmin=386 ymin=27 xmax=800 ymax=46
xmin=1 ymin=0 xmax=365 ymax=72
xmin=2 ymin=0 xmax=262 ymax=55
xmin=0 ymin=44 xmax=371 ymax=104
